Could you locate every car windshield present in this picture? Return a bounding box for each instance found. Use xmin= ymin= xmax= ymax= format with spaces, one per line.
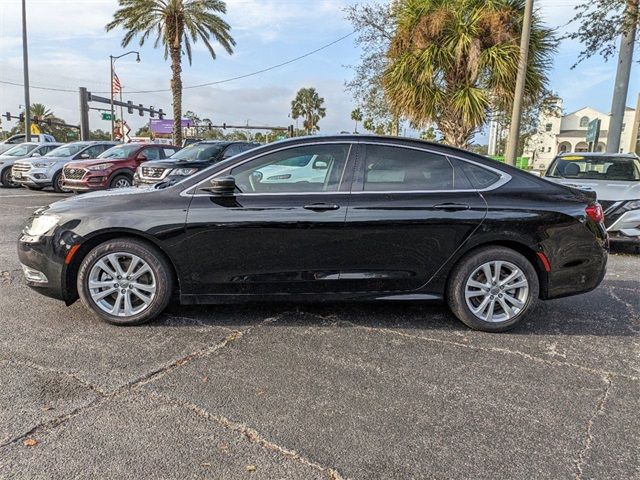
xmin=169 ymin=143 xmax=225 ymax=162
xmin=45 ymin=143 xmax=86 ymax=157
xmin=2 ymin=143 xmax=37 ymax=157
xmin=547 ymin=155 xmax=640 ymax=181
xmin=98 ymin=144 xmax=139 ymax=159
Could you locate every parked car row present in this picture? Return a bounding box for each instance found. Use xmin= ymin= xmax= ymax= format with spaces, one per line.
xmin=0 ymin=139 xmax=259 ymax=193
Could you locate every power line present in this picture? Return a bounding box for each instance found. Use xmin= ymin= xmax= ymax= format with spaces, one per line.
xmin=0 ymin=30 xmax=356 ymax=95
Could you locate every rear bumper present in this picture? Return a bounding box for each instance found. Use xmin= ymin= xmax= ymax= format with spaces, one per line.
xmin=544 ymin=248 xmax=608 ymax=300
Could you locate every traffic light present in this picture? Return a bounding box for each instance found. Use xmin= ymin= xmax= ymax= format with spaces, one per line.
xmin=33 ymin=116 xmax=40 ymax=125
xmin=4 ymin=112 xmax=10 ymax=121
xmin=222 ymin=123 xmax=227 ymax=130
xmin=208 ymin=122 xmax=213 ymax=131
xmin=138 ymin=104 xmax=144 ymax=116
xmin=127 ymin=101 xmax=134 ymax=114
xmin=46 ymin=119 xmax=52 ymax=126
xmin=19 ymin=113 xmax=24 ymax=123
xmin=158 ymin=109 xmax=165 ymax=120
xmin=149 ymin=106 xmax=155 ymax=118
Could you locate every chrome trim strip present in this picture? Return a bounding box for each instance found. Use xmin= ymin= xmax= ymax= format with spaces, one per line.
xmin=181 ymin=140 xmax=512 ymax=197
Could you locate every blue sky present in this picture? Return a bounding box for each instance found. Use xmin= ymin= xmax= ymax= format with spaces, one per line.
xmin=0 ymin=0 xmax=638 ymax=140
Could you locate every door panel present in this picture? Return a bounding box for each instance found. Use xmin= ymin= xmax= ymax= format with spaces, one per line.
xmin=183 ymin=142 xmax=357 ymax=295
xmin=339 ymin=144 xmax=487 ymax=292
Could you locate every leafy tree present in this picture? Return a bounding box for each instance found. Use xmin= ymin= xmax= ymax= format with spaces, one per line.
xmin=106 ymin=0 xmax=236 ymax=146
xmin=567 ymin=0 xmax=639 ymax=65
xmin=345 ymin=3 xmax=396 ymax=127
xmin=90 ymin=129 xmax=111 ymax=140
xmin=383 ymin=0 xmax=557 ymax=148
xmin=420 ymin=126 xmax=439 ymax=142
xmin=135 ymin=125 xmax=152 ymax=137
xmin=291 ymin=87 xmax=326 ymax=134
xmin=351 ymin=108 xmax=363 ymax=133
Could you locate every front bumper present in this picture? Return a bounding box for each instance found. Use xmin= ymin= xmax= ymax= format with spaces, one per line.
xmin=607 ymin=209 xmax=640 ymax=243
xmin=12 ymin=167 xmax=54 ymax=187
xmin=63 ymin=174 xmax=109 ymax=191
xmin=17 ymin=234 xmax=67 ymax=301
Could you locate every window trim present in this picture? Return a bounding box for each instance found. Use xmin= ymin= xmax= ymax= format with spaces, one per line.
xmin=182 ymin=140 xmax=511 ymax=197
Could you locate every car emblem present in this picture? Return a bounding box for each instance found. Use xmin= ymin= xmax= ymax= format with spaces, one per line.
xmin=70 ymin=169 xmax=76 ymax=174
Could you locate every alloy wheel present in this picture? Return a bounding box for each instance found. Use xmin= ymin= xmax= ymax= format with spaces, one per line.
xmin=464 ymin=260 xmax=529 ymax=323
xmin=114 ymin=178 xmax=131 ymax=188
xmin=87 ymin=252 xmax=157 ymax=317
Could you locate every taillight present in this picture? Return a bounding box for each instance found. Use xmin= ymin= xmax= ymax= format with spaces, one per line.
xmin=585 ymin=203 xmax=604 ymax=223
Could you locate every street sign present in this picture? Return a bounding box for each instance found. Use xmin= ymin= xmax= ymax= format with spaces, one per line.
xmin=101 ymin=113 xmax=113 ymax=121
xmin=586 ymin=119 xmax=601 ymax=143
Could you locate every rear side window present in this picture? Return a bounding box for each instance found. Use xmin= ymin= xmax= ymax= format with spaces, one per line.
xmin=455 ymin=160 xmax=501 ymax=189
xmin=363 ymin=145 xmax=454 ymax=191
xmin=162 ymin=147 xmax=177 ymax=158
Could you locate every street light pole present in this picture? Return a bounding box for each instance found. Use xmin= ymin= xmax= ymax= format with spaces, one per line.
xmin=108 ymin=51 xmax=140 ymax=141
xmin=505 ymin=0 xmax=534 ymax=167
xmin=21 ymin=0 xmax=31 ymax=142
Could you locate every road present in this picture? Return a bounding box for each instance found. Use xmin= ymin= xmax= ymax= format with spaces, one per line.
xmin=0 ymin=187 xmax=638 ymax=479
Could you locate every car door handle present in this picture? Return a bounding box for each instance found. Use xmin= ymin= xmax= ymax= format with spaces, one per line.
xmin=433 ymin=203 xmax=470 ymax=211
xmin=303 ymin=203 xmax=340 ymax=212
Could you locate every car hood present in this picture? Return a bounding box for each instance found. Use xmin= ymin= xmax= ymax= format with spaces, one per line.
xmin=38 ymin=185 xmax=157 ymax=215
xmin=65 ymin=158 xmax=125 ymax=168
xmin=20 ymin=155 xmax=73 ymax=165
xmin=140 ymin=159 xmax=212 ymax=170
xmin=545 ymin=177 xmax=640 ymax=201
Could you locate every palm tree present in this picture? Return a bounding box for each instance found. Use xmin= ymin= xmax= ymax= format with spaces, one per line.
xmin=383 ymin=0 xmax=556 ymax=148
xmin=291 ymin=88 xmax=326 ymax=135
xmin=351 ymin=108 xmax=363 ymax=133
xmin=106 ymin=0 xmax=235 ymax=146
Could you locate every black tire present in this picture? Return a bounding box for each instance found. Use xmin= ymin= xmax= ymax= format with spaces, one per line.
xmin=1 ymin=167 xmax=18 ymax=188
xmin=446 ymin=246 xmax=539 ymax=333
xmin=77 ymin=238 xmax=174 ymax=326
xmin=52 ymin=171 xmax=70 ymax=193
xmin=109 ymin=174 xmax=132 ymax=189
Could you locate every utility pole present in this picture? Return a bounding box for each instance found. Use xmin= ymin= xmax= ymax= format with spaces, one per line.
xmin=21 ymin=0 xmax=31 ymax=142
xmin=505 ymin=0 xmax=534 ymax=166
xmin=607 ymin=0 xmax=638 ymax=154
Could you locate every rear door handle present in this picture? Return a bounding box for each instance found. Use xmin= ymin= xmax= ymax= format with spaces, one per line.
xmin=304 ymin=203 xmax=340 ymax=212
xmin=433 ymin=203 xmax=470 ymax=211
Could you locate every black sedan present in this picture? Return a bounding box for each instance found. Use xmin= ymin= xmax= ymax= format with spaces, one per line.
xmin=134 ymin=140 xmax=260 ymax=185
xmin=18 ymin=135 xmax=608 ymax=332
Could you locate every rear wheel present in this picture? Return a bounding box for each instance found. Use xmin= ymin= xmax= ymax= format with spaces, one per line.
xmin=110 ymin=174 xmax=132 ymax=189
xmin=77 ymin=239 xmax=173 ymax=325
xmin=52 ymin=171 xmax=71 ymax=193
xmin=1 ymin=167 xmax=18 ymax=187
xmin=446 ymin=246 xmax=539 ymax=332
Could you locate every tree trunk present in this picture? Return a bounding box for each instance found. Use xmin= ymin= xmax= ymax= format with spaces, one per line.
xmin=439 ymin=117 xmax=474 ymax=149
xmin=170 ymin=46 xmax=183 ymax=146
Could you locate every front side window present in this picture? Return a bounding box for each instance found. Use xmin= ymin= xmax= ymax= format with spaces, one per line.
xmin=3 ymin=143 xmax=37 ymax=157
xmin=362 ymin=145 xmax=454 ymax=191
xmin=230 ymin=144 xmax=350 ymax=193
xmin=98 ymin=144 xmax=140 ymax=159
xmin=45 ymin=143 xmax=86 ymax=157
xmin=143 ymin=147 xmax=161 ymax=160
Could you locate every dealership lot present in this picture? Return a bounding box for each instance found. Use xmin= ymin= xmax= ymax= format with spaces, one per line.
xmin=0 ymin=188 xmax=638 ymax=479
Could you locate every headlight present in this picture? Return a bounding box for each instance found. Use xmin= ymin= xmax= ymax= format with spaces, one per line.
xmin=170 ymin=167 xmax=198 ymax=176
xmin=33 ymin=162 xmax=53 ymax=168
xmin=86 ymin=163 xmax=114 ymax=171
xmin=25 ymin=215 xmax=60 ymax=237
xmin=621 ymin=199 xmax=640 ymax=212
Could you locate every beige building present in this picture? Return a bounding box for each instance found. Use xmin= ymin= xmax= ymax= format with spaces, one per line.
xmin=523 ymin=97 xmax=640 ymax=170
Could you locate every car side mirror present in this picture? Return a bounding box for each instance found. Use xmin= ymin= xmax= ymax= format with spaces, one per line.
xmin=313 ymin=159 xmax=328 ymax=170
xmin=31 ymin=152 xmax=41 ymax=157
xmin=202 ymin=175 xmax=236 ymax=196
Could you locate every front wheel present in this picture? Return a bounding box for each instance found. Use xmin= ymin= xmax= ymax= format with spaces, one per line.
xmin=52 ymin=171 xmax=71 ymax=193
xmin=110 ymin=174 xmax=132 ymax=189
xmin=1 ymin=167 xmax=19 ymax=187
xmin=77 ymin=239 xmax=174 ymax=325
xmin=446 ymin=246 xmax=539 ymax=332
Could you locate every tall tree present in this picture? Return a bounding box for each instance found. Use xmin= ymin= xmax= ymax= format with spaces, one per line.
xmin=383 ymin=0 xmax=557 ymax=148
xmin=291 ymin=88 xmax=326 ymax=134
xmin=351 ymin=108 xmax=363 ymax=133
xmin=106 ymin=0 xmax=235 ymax=146
xmin=567 ymin=0 xmax=639 ymax=153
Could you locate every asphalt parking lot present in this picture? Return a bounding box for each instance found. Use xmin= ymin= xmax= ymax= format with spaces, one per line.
xmin=0 ymin=187 xmax=638 ymax=479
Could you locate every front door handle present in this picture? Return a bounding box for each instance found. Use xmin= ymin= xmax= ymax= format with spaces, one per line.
xmin=433 ymin=203 xmax=470 ymax=211
xmin=304 ymin=203 xmax=340 ymax=212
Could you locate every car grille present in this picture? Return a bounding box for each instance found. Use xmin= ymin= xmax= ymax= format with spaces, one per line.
xmin=12 ymin=162 xmax=31 ymax=174
xmin=63 ymin=167 xmax=86 ymax=180
xmin=141 ymin=167 xmax=167 ymax=179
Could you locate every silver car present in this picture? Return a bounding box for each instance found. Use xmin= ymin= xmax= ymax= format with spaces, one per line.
xmin=12 ymin=141 xmax=117 ymax=192
xmin=0 ymin=142 xmax=62 ymax=187
xmin=545 ymin=152 xmax=640 ymax=244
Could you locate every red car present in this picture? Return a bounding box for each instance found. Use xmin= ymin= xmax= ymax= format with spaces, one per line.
xmin=62 ymin=143 xmax=179 ymax=192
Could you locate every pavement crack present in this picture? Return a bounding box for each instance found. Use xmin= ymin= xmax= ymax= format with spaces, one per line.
xmin=573 ymin=375 xmax=612 ymax=480
xmin=140 ymin=389 xmax=346 ymax=480
xmin=335 ymin=320 xmax=640 ymax=382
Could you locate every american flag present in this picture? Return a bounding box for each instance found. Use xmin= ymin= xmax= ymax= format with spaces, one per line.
xmin=112 ymin=72 xmax=121 ymax=94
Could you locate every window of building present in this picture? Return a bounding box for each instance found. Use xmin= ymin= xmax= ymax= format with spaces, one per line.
xmin=545 ymin=123 xmax=553 ymax=132
xmin=579 ymin=116 xmax=590 ymax=128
